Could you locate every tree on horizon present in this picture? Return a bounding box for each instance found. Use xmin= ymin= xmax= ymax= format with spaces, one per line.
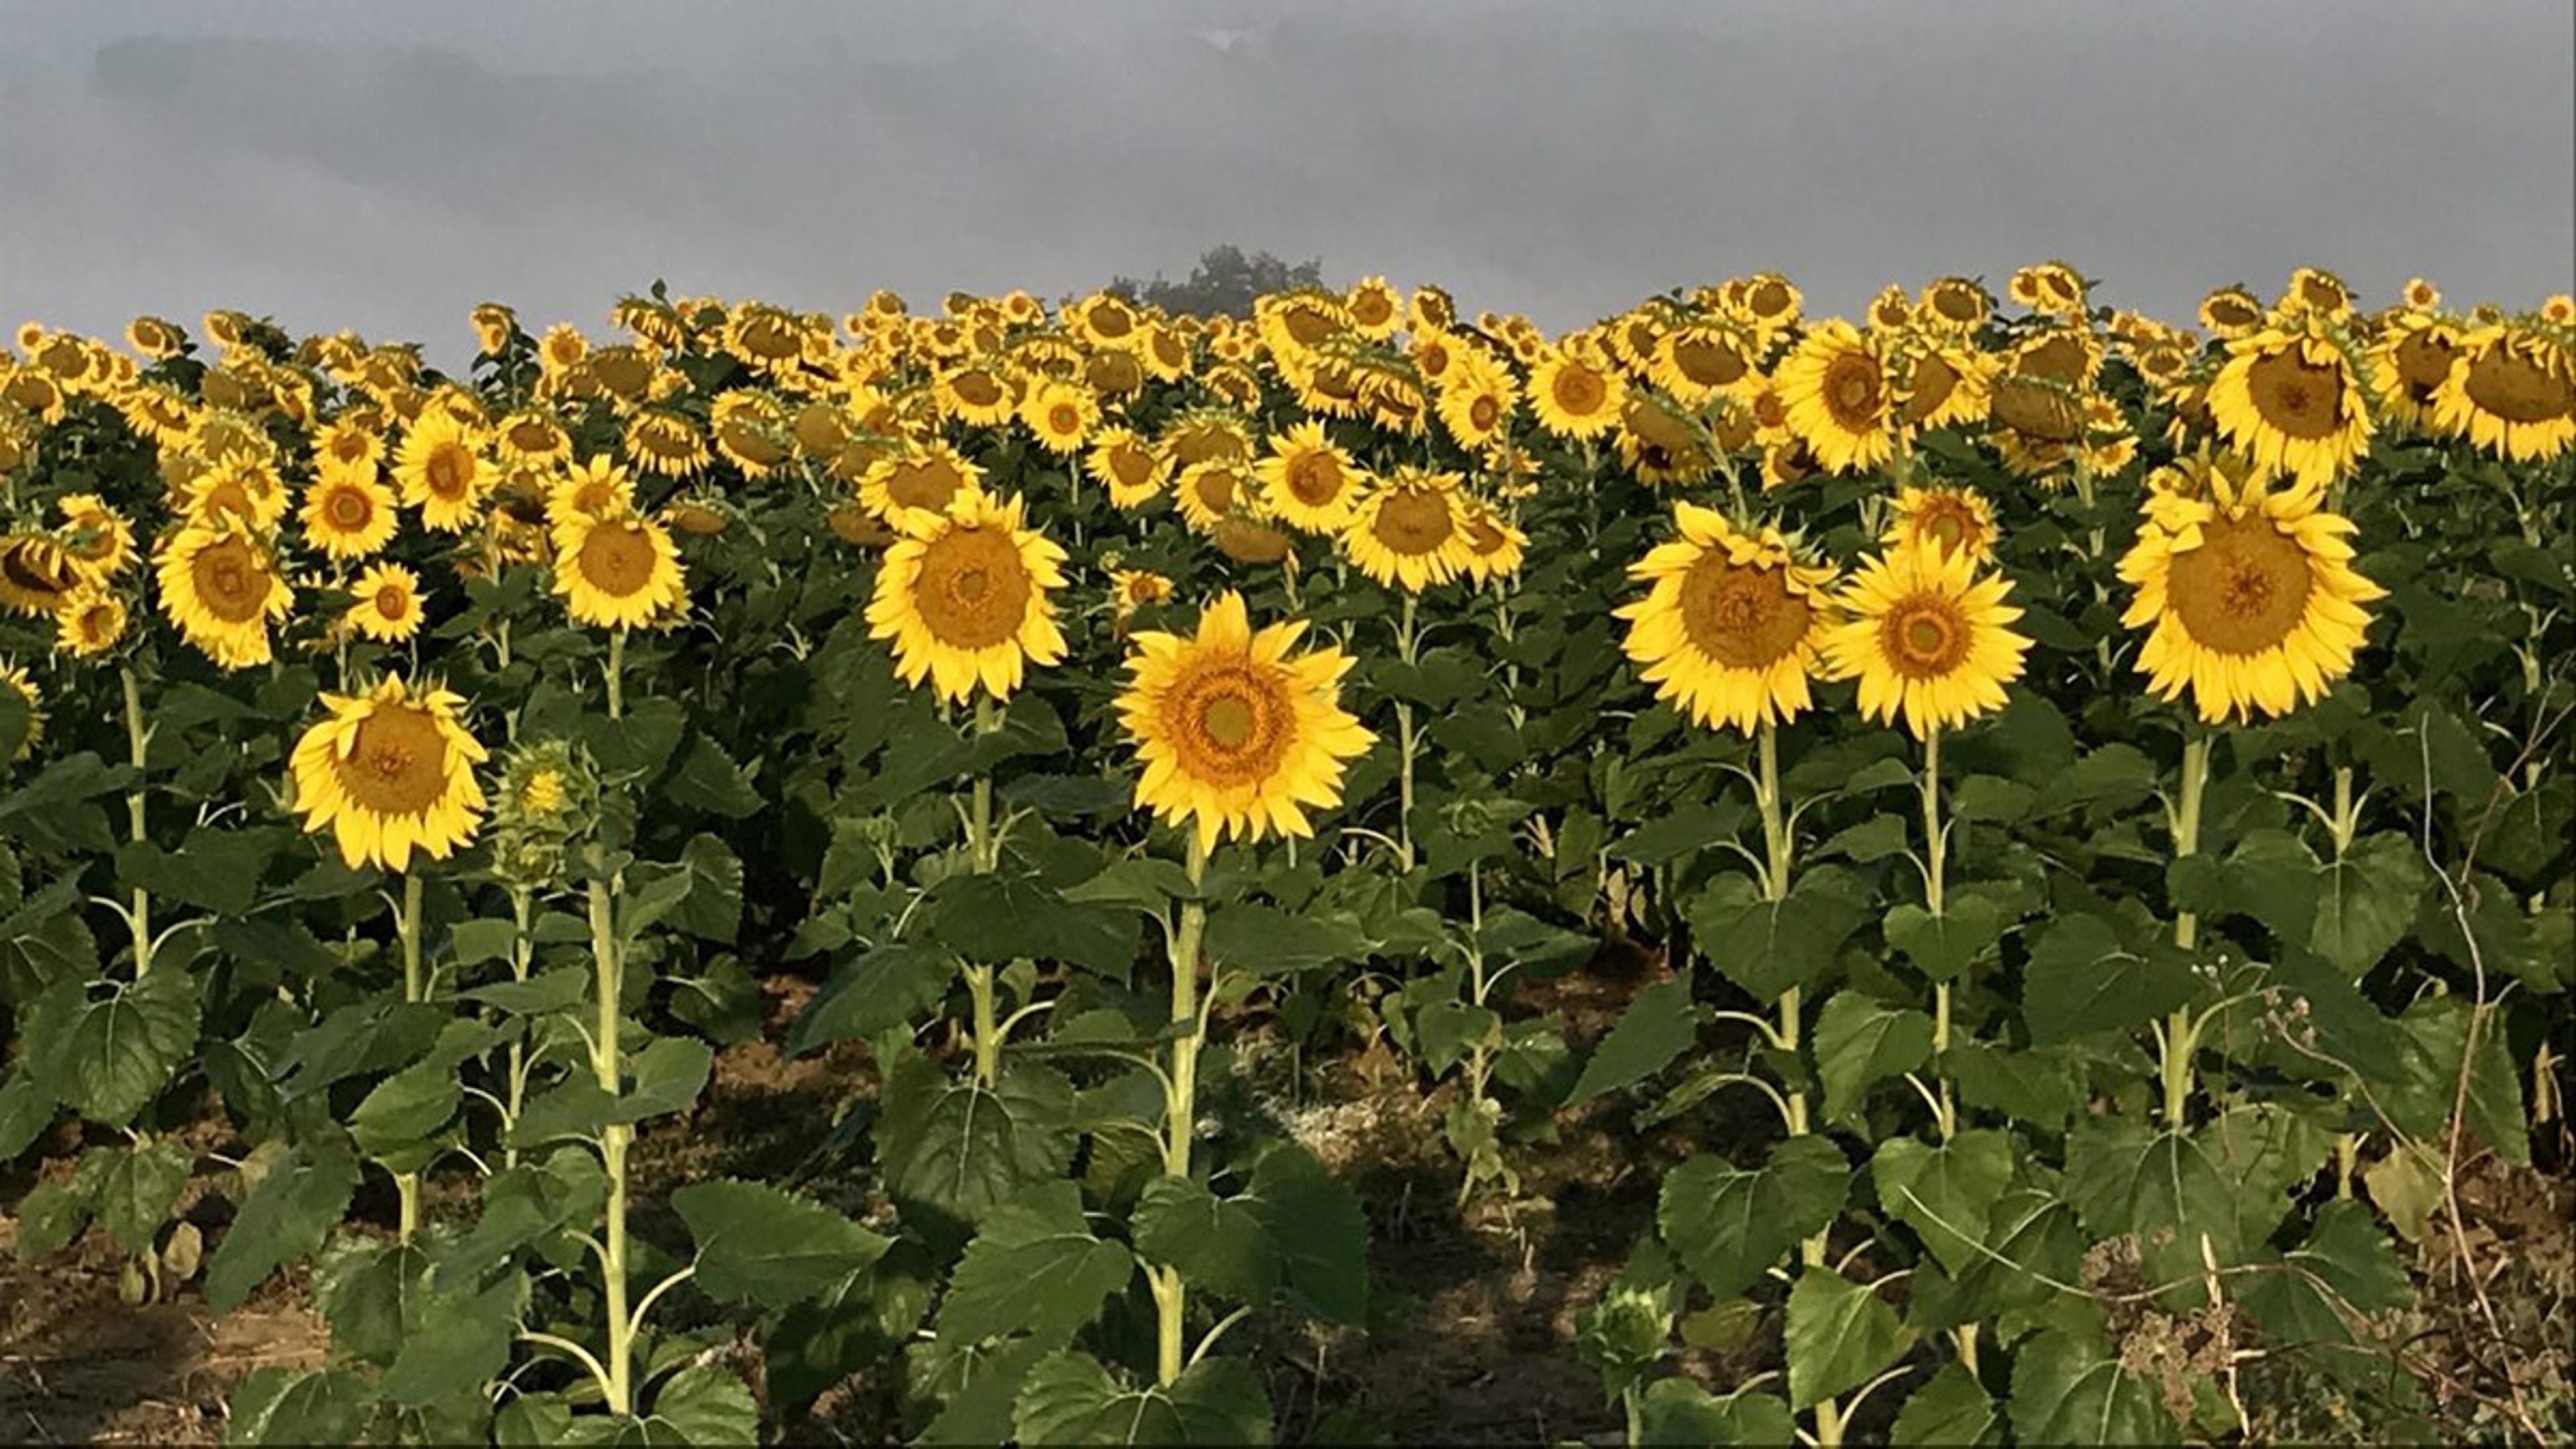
xmin=1105 ymin=244 xmax=1326 ymax=319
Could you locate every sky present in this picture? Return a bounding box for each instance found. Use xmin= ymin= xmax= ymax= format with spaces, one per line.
xmin=2 ymin=0 xmax=2570 ymax=364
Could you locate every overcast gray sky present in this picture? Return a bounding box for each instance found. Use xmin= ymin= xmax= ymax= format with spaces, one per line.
xmin=3 ymin=0 xmax=2569 ymax=364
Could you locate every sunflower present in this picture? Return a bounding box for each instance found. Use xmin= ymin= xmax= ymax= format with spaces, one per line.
xmin=933 ymin=364 xmax=1020 ymax=428
xmin=0 ymin=663 xmax=40 ymax=762
xmin=1894 ymin=340 xmax=1993 ymax=432
xmin=867 ymin=488 xmax=1068 ymax=704
xmin=1344 ymin=466 xmax=1471 ymax=592
xmin=1919 ymin=278 xmax=1992 ymax=334
xmin=1069 ymin=292 xmax=1143 ymax=351
xmin=470 ymin=303 xmax=517 ymax=356
xmin=156 ymin=520 xmax=292 ymax=668
xmin=2428 ymin=324 xmax=2576 ymax=464
xmin=553 ymin=509 xmax=686 ymax=631
xmin=393 ymin=413 xmax=493 ymax=531
xmin=2119 ymin=458 xmax=2381 ymax=722
xmin=1174 ymin=459 xmax=1255 ymax=534
xmin=182 ymin=457 xmax=291 ymax=530
xmin=56 ymin=494 xmax=136 ymax=581
xmin=124 ymin=315 xmax=185 ymax=360
xmin=1084 ymin=429 xmax=1169 ymax=511
xmin=339 ymin=561 xmax=425 ymax=643
xmin=2010 ymin=262 xmax=2088 ymax=318
xmin=1650 ymin=323 xmax=1758 ymax=406
xmin=2542 ymin=295 xmax=2576 ymax=328
xmin=2198 ymin=287 xmax=2267 ymax=340
xmin=1821 ymin=543 xmax=2031 ymax=741
xmin=1885 ymin=484 xmax=1999 ymax=564
xmin=2278 ymin=267 xmax=2353 ymax=323
xmin=1436 ymin=350 xmax=1519 ymax=452
xmin=2402 ymin=278 xmax=2442 ymax=312
xmin=859 ymin=442 xmax=981 ymax=523
xmin=1458 ymin=502 xmax=1528 ymax=586
xmin=288 ymin=676 xmax=487 ymax=873
xmin=621 ymin=409 xmax=712 ymax=480
xmin=1776 ymin=320 xmax=1898 ymax=474
xmin=2368 ymin=311 xmax=2465 ymax=432
xmin=2206 ymin=328 xmax=2374 ymax=488
xmin=1118 ymin=591 xmax=1373 ymax=853
xmin=1529 ymin=348 xmax=1625 ymax=440
xmin=1616 ymin=504 xmax=1835 ymax=734
xmin=54 ymin=588 xmax=129 ymax=658
xmin=1020 ymin=379 xmax=1099 ymax=455
xmin=1255 ymin=421 xmax=1367 ymax=534
xmin=0 ymin=534 xmax=86 ymax=615
xmin=546 ymin=455 xmax=638 ymax=540
xmin=1111 ymin=567 xmax=1174 ymax=623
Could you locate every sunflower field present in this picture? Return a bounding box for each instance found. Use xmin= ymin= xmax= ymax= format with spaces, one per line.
xmin=1 ymin=264 xmax=2571 ymax=1446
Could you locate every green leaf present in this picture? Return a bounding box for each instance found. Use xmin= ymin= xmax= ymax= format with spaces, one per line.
xmin=1944 ymin=1041 xmax=2088 ymax=1130
xmin=1012 ymin=1350 xmax=1273 ymax=1446
xmin=1204 ymin=902 xmax=1371 ymax=975
xmin=1566 ymin=977 xmax=1695 ymax=1102
xmin=2310 ymin=833 xmax=2428 ymax=974
xmin=1784 ymin=1267 xmax=1915 ymax=1410
xmin=436 ymin=1150 xmax=606 ymax=1290
xmin=1951 ymin=775 xmax=2036 ymax=824
xmin=381 ymin=1270 xmax=521 ymax=1405
xmin=115 ymin=826 xmax=286 ymax=918
xmin=1061 ymin=856 xmax=1199 ymax=911
xmin=635 ymin=1363 xmax=761 ymax=1446
xmin=1892 ymin=1361 xmax=1999 ymax=1446
xmin=669 ymin=834 xmax=746 ymax=943
xmin=1636 ymin=1379 xmax=1796 ymax=1445
xmin=1414 ymin=998 xmax=1500 ymax=1075
xmin=95 ymin=1138 xmax=193 ymax=1256
xmin=466 ymin=965 xmax=592 ymax=1017
xmin=927 ymin=872 xmax=1138 ymax=981
xmin=1816 ymin=813 xmax=1911 ymax=864
xmin=2031 ymin=743 xmax=2158 ymax=819
xmin=225 ymin=1367 xmax=377 ymax=1446
xmin=787 ymin=943 xmax=954 ymax=1056
xmin=2007 ymin=1328 xmax=2178 ymax=1444
xmin=0 ymin=1069 xmax=52 ymax=1160
xmin=877 ymin=1055 xmax=1079 ymax=1227
xmin=1659 ymin=1136 xmax=1849 ymax=1299
xmin=449 ymin=918 xmax=521 ymax=969
xmin=22 ymin=968 xmax=201 ymax=1126
xmin=2065 ymin=1116 xmax=2268 ymax=1307
xmin=672 ymin=1178 xmax=894 ymax=1309
xmin=1874 ymin=1131 xmax=2014 ymax=1275
xmin=2239 ymin=1199 xmax=2412 ymax=1348
xmin=936 ymin=1181 xmax=1135 ymax=1344
xmin=583 ymin=697 xmax=686 ymax=777
xmin=1132 ymin=1175 xmax=1279 ymax=1305
xmin=207 ymin=1141 xmax=362 ymax=1313
xmin=1690 ymin=866 xmax=1868 ymax=1000
xmin=1884 ymin=896 xmax=2012 ymax=984
xmin=314 ymin=1237 xmax=435 ymax=1366
xmin=2385 ymin=998 xmax=2528 ymax=1165
xmin=1610 ymin=804 xmax=1737 ymax=867
xmin=350 ymin=1060 xmax=462 ymax=1165
xmin=2021 ymin=914 xmax=2195 ymax=1044
xmin=1244 ymin=1142 xmax=1369 ymax=1325
xmin=664 ymin=734 xmax=764 ymax=818
xmin=1813 ymin=991 xmax=1935 ymax=1125
xmin=510 ymin=1036 xmax=713 ymax=1146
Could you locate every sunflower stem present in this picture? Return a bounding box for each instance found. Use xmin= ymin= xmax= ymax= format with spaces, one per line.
xmin=2162 ymin=729 xmax=2212 ymax=1128
xmin=605 ymin=629 xmax=626 ymax=722
xmin=502 ymin=885 xmax=534 ymax=1169
xmin=395 ymin=871 xmax=426 ymax=1243
xmin=1395 ymin=595 xmax=1420 ymax=872
xmin=119 ymin=665 xmax=152 ymax=979
xmin=1157 ymin=834 xmax=1212 ymax=1387
xmin=586 ymin=867 xmax=634 ymax=1415
xmin=1921 ymin=724 xmax=1957 ymax=1141
xmin=1755 ymin=722 xmax=1814 ymax=1144
xmin=966 ymin=696 xmax=1003 ymax=1087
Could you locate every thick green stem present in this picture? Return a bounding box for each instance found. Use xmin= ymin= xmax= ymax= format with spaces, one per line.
xmin=1756 ymin=722 xmax=1812 ymax=1140
xmin=502 ymin=887 xmax=534 ymax=1169
xmin=1156 ymin=836 xmax=1212 ymax=1387
xmin=605 ymin=630 xmax=626 ymax=723
xmin=1921 ymin=725 xmax=1957 ymax=1140
xmin=393 ymin=873 xmax=427 ymax=1241
xmin=121 ymin=666 xmax=152 ymax=977
xmin=586 ymin=873 xmax=633 ymax=1415
xmin=965 ymin=698 xmax=1003 ymax=1086
xmin=1394 ymin=595 xmax=1420 ymax=872
xmin=2163 ymin=731 xmax=2211 ymax=1128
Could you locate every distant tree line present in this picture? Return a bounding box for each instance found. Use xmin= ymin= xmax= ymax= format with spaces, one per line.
xmin=1104 ymin=245 xmax=1326 ymax=320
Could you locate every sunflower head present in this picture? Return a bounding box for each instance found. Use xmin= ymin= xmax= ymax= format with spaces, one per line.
xmin=0 ymin=661 xmax=42 ymax=763
xmin=553 ymin=508 xmax=688 ymax=631
xmin=2429 ymin=324 xmax=2576 ymax=464
xmin=1529 ymin=349 xmax=1626 ymax=441
xmin=288 ymin=675 xmax=489 ymax=873
xmin=1344 ymin=466 xmax=1471 ymax=593
xmin=1821 ymin=543 xmax=2031 ymax=741
xmin=347 ymin=562 xmax=427 ymax=644
xmin=1617 ymin=502 xmax=1837 ymax=734
xmin=865 ymin=488 xmax=1069 ymax=704
xmin=1118 ymin=591 xmax=1375 ymax=853
xmin=2119 ymin=464 xmax=2385 ymax=722
xmin=1776 ymin=320 xmax=1898 ymax=475
xmin=1885 ymin=484 xmax=2000 ymax=565
xmin=1256 ymin=420 xmax=1367 ymax=534
xmin=53 ymin=588 xmax=129 ymax=659
xmin=2206 ymin=329 xmax=2375 ymax=488
xmin=154 ymin=519 xmax=292 ymax=669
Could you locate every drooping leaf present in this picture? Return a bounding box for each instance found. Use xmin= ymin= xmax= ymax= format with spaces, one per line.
xmin=936 ymin=1181 xmax=1135 ymax=1345
xmin=1691 ymin=867 xmax=1868 ymax=1001
xmin=21 ymin=968 xmax=201 ymax=1126
xmin=1873 ymin=1130 xmax=2015 ymax=1275
xmin=672 ymin=1178 xmax=894 ymax=1309
xmin=1132 ymin=1175 xmax=1279 ymax=1305
xmin=1813 ymin=991 xmax=1935 ymax=1125
xmin=1012 ymin=1350 xmax=1273 ymax=1446
xmin=1566 ymin=977 xmax=1696 ymax=1103
xmin=877 ymin=1055 xmax=1079 ymax=1228
xmin=207 ymin=1140 xmax=362 ymax=1313
xmin=2021 ymin=913 xmax=2196 ymax=1044
xmin=1659 ymin=1136 xmax=1849 ymax=1299
xmin=1890 ymin=1361 xmax=2000 ymax=1446
xmin=1635 ymin=1379 xmax=1796 ymax=1445
xmin=1784 ymin=1267 xmax=1915 ymax=1410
